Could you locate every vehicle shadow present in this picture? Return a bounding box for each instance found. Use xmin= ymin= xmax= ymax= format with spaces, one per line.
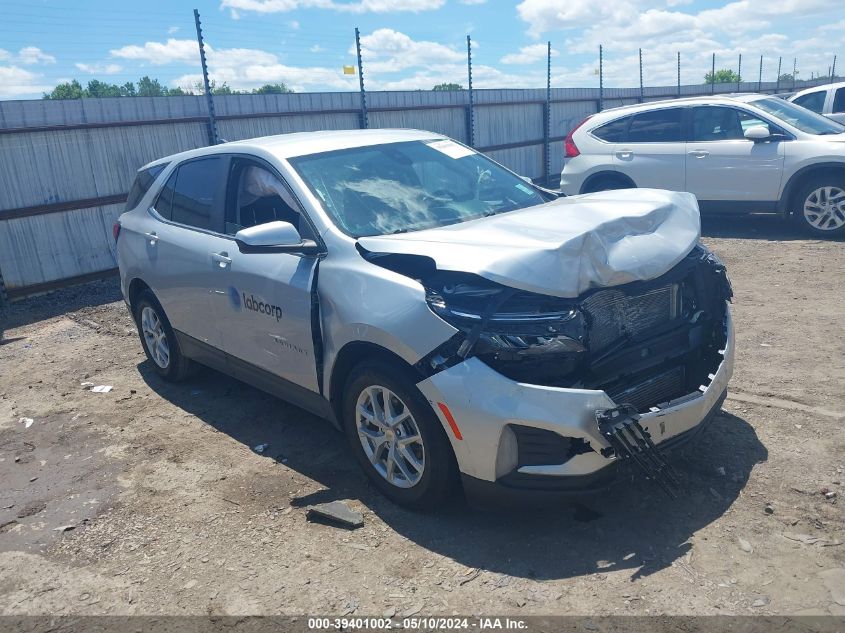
xmin=0 ymin=276 xmax=122 ymax=340
xmin=139 ymin=361 xmax=768 ymax=582
xmin=700 ymin=213 xmax=825 ymax=241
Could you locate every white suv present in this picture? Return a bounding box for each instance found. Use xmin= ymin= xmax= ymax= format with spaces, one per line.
xmin=789 ymin=81 xmax=845 ymax=125
xmin=560 ymin=94 xmax=845 ymax=236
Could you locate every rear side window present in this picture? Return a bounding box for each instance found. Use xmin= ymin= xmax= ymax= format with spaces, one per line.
xmin=170 ymin=158 xmax=225 ymax=230
xmin=793 ymin=91 xmax=825 ymax=114
xmin=627 ymin=108 xmax=683 ymax=142
xmin=592 ymin=116 xmax=630 ymax=142
xmin=154 ymin=171 xmax=177 ymax=220
xmin=126 ymin=164 xmax=165 ymax=211
xmin=833 ymin=88 xmax=845 ymax=114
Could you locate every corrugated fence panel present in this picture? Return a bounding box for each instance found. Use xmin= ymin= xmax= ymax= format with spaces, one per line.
xmin=0 ymin=203 xmax=122 ymax=289
xmin=218 ymin=113 xmax=361 ymax=142
xmin=487 ymin=145 xmax=543 ymax=180
xmin=476 ymin=103 xmax=544 ymax=147
xmin=368 ymin=108 xmax=467 ymax=144
xmin=551 ymin=101 xmax=598 ymax=139
xmin=0 ymin=122 xmax=208 ymax=210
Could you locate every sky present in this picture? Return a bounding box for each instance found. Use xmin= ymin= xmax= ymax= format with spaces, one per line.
xmin=0 ymin=0 xmax=842 ymax=99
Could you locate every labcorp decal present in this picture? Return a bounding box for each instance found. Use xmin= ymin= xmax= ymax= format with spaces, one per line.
xmin=229 ymin=286 xmax=283 ymax=321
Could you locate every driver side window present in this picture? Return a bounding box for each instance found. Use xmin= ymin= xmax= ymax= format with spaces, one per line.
xmin=224 ymin=159 xmax=312 ymax=239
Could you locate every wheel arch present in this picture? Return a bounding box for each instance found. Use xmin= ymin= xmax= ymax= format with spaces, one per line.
xmin=127 ymin=277 xmax=154 ymax=313
xmin=779 ymin=162 xmax=845 ymax=214
xmin=580 ymin=171 xmax=637 ymax=194
xmin=327 ymin=341 xmax=426 ymax=429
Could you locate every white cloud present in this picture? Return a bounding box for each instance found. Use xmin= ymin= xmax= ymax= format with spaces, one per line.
xmin=75 ymin=62 xmax=123 ymax=75
xmin=219 ymin=0 xmax=445 ymax=14
xmin=460 ymin=0 xmax=487 ymax=4
xmin=168 ymin=26 xmax=180 ymax=34
xmin=0 ymin=46 xmax=55 ymax=65
xmin=357 ymin=28 xmax=464 ymax=73
xmin=501 ymin=43 xmax=558 ymax=65
xmin=289 ymin=20 xmax=300 ymax=29
xmin=310 ymin=44 xmax=324 ymax=53
xmin=110 ymin=39 xmax=199 ymax=65
xmin=0 ymin=65 xmax=53 ymax=98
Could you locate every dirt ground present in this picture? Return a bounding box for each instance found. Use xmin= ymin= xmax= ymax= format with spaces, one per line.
xmin=1 ymin=214 xmax=843 ymax=617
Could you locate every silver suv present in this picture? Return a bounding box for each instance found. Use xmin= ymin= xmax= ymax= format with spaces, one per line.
xmin=117 ymin=129 xmax=734 ymax=508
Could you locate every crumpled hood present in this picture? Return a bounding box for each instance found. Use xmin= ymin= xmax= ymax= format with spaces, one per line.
xmin=357 ymin=188 xmax=701 ymax=298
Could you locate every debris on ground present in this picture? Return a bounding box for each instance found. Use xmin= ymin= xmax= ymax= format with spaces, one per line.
xmin=253 ymin=443 xmax=270 ymax=454
xmin=751 ymin=596 xmax=770 ymax=608
xmin=91 ymin=385 xmax=113 ymax=393
xmin=53 ymin=525 xmax=76 ymax=532
xmin=305 ymin=501 xmax=364 ymax=529
xmin=738 ymin=537 xmax=753 ymax=553
xmin=18 ymin=417 xmax=34 ymax=429
xmin=80 ymin=382 xmax=94 ymax=389
xmin=764 ymin=503 xmax=774 ymax=515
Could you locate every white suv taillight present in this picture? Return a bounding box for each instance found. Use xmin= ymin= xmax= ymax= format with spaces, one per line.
xmin=564 ymin=116 xmax=592 ymax=158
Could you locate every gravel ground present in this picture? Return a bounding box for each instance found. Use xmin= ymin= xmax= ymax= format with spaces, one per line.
xmin=0 ymin=214 xmax=843 ymax=617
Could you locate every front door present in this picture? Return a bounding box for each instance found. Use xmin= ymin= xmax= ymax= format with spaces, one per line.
xmin=685 ymin=106 xmax=784 ymax=203
xmin=213 ymin=157 xmax=321 ymax=392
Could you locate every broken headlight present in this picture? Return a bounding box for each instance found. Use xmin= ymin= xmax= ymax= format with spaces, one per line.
xmin=425 ymin=275 xmax=587 ymax=382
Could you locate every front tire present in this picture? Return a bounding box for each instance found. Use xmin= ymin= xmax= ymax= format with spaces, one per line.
xmin=133 ymin=289 xmax=195 ymax=381
xmin=342 ymin=359 xmax=456 ymax=510
xmin=792 ymin=176 xmax=845 ymax=237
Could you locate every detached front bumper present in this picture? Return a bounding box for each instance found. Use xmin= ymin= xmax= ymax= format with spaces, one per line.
xmin=416 ymin=310 xmax=734 ymax=498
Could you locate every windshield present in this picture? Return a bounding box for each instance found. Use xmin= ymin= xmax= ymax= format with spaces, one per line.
xmin=752 ymin=97 xmax=845 ymax=135
xmin=288 ymin=139 xmax=549 ymax=237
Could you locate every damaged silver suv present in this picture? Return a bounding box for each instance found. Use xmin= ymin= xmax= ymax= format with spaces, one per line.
xmin=116 ymin=129 xmax=734 ymax=509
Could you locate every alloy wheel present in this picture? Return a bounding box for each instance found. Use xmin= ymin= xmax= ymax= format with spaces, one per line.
xmin=355 ymin=385 xmax=425 ymax=488
xmin=141 ymin=306 xmax=170 ymax=369
xmin=803 ymin=186 xmax=845 ymax=231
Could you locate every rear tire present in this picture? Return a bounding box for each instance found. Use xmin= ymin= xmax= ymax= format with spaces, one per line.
xmin=791 ymin=176 xmax=845 ymax=237
xmin=342 ymin=359 xmax=457 ymax=510
xmin=133 ymin=289 xmax=195 ymax=382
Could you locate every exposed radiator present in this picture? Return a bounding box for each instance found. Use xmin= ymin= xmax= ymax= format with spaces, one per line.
xmin=583 ymin=284 xmax=679 ymax=352
xmin=606 ymin=365 xmax=686 ymax=412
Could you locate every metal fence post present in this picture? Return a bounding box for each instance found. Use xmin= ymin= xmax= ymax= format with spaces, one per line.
xmin=354 ymin=27 xmax=368 ymax=130
xmin=711 ymin=53 xmax=716 ymax=94
xmin=466 ymin=35 xmax=475 ymax=148
xmin=544 ymin=41 xmax=552 ymax=186
xmin=677 ymin=51 xmax=681 ymax=98
xmin=758 ymin=55 xmax=763 ymax=92
xmin=598 ymin=45 xmax=604 ymax=111
xmin=833 ymin=55 xmax=838 ymax=80
xmin=737 ymin=54 xmax=742 ymax=92
xmin=193 ymin=9 xmax=219 ymax=146
xmin=639 ymin=48 xmax=644 ymax=103
xmin=776 ymin=56 xmax=782 ymax=92
xmin=793 ymin=58 xmax=797 ymax=91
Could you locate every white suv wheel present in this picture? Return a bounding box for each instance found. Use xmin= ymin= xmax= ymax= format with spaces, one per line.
xmin=803 ymin=186 xmax=845 ymax=231
xmin=141 ymin=305 xmax=170 ymax=369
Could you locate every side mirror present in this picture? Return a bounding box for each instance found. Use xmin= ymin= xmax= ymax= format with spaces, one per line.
xmin=234 ymin=221 xmax=320 ymax=255
xmin=744 ymin=125 xmax=771 ymax=142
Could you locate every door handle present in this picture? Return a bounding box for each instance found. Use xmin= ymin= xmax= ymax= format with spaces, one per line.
xmin=144 ymin=231 xmax=158 ymax=245
xmin=688 ymin=150 xmax=710 ymax=158
xmin=616 ymin=149 xmax=633 ymax=159
xmin=211 ymin=252 xmax=232 ymax=268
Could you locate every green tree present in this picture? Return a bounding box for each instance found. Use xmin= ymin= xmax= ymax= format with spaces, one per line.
xmin=43 ymin=79 xmax=85 ymax=99
xmin=778 ymin=72 xmax=796 ymax=83
xmin=704 ymin=69 xmax=742 ymax=84
xmin=432 ymin=82 xmax=463 ymax=91
xmin=137 ymin=75 xmax=166 ymax=97
xmin=252 ymin=83 xmax=293 ymax=94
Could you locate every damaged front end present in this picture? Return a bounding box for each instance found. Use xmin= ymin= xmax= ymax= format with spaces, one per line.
xmin=406 ymin=244 xmax=732 ymax=495
xmin=417 ymin=244 xmax=731 ymax=412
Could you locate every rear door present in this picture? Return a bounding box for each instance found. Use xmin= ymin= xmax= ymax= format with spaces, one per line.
xmin=792 ymin=89 xmax=827 ymax=115
xmin=685 ymin=105 xmax=784 ymax=204
xmin=212 ymin=156 xmax=321 ymax=392
xmin=611 ymin=107 xmax=686 ymax=191
xmin=144 ymin=156 xmax=232 ymax=346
